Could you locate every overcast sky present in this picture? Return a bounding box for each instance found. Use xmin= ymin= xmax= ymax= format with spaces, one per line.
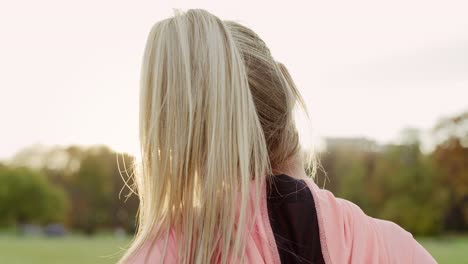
xmin=0 ymin=0 xmax=467 ymax=159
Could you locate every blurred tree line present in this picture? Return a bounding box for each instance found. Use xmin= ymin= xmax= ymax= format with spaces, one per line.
xmin=0 ymin=146 xmax=138 ymax=234
xmin=0 ymin=111 xmax=466 ymax=236
xmin=0 ymin=166 xmax=68 ymax=226
xmin=317 ymin=111 xmax=467 ymax=235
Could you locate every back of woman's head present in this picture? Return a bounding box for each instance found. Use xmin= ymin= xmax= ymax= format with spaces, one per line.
xmin=122 ymin=9 xmax=309 ymax=263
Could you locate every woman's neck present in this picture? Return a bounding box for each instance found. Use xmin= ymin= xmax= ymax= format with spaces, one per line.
xmin=272 ymin=152 xmax=308 ymax=179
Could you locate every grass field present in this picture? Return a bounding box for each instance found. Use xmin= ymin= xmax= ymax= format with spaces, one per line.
xmin=0 ymin=235 xmax=128 ymax=264
xmin=0 ymin=235 xmax=466 ymax=263
xmin=419 ymin=236 xmax=468 ymax=264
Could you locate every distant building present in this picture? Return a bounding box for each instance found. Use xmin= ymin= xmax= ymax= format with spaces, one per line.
xmin=324 ymin=137 xmax=380 ymax=152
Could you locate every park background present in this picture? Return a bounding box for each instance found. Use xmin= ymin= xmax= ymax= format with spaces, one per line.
xmin=1 ymin=0 xmax=467 ymax=263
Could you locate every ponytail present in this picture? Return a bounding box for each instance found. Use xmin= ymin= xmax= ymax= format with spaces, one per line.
xmin=121 ymin=9 xmax=270 ymax=263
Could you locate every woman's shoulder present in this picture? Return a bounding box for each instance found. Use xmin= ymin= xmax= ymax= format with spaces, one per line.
xmin=300 ymin=177 xmax=437 ymax=264
xmin=124 ymin=229 xmax=178 ymax=263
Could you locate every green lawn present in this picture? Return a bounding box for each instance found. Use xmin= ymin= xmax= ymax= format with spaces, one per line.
xmin=0 ymin=235 xmax=466 ymax=263
xmin=419 ymin=236 xmax=468 ymax=264
xmin=0 ymin=235 xmax=129 ymax=264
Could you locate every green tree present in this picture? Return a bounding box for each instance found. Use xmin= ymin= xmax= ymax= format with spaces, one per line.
xmin=10 ymin=145 xmax=139 ymax=233
xmin=432 ymin=111 xmax=468 ymax=231
xmin=0 ymin=167 xmax=68 ymax=226
xmin=372 ymin=143 xmax=448 ymax=235
xmin=319 ymin=134 xmax=449 ymax=235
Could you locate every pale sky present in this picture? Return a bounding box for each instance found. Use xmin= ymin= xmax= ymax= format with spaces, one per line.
xmin=1 ymin=0 xmax=467 ymax=159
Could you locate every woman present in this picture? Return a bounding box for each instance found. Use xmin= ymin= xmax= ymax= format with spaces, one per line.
xmin=120 ymin=9 xmax=436 ymax=264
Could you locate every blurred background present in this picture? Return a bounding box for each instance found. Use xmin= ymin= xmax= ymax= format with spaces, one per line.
xmin=0 ymin=0 xmax=467 ymax=263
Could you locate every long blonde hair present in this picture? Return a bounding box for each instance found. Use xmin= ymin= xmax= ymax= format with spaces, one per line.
xmin=121 ymin=9 xmax=310 ymax=263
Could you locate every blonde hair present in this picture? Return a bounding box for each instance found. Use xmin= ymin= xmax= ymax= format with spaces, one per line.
xmin=121 ymin=9 xmax=311 ymax=263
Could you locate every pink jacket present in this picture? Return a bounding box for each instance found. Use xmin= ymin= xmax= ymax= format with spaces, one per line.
xmin=130 ymin=178 xmax=436 ymax=263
